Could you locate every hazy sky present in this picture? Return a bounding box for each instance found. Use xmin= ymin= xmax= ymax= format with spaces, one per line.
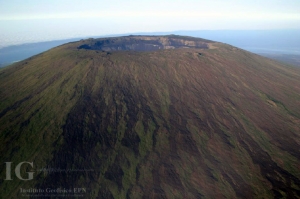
xmin=1 ymin=0 xmax=300 ymax=47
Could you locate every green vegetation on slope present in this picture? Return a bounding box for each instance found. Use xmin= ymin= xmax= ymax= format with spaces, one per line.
xmin=0 ymin=36 xmax=300 ymax=198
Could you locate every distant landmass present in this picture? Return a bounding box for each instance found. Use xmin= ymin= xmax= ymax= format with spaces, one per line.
xmin=258 ymin=53 xmax=300 ymax=67
xmin=1 ymin=30 xmax=300 ymax=67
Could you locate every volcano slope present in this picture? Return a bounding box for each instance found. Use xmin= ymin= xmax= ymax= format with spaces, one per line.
xmin=0 ymin=35 xmax=300 ymax=198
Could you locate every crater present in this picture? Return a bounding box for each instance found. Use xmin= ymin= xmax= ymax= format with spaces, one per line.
xmin=77 ymin=35 xmax=214 ymax=52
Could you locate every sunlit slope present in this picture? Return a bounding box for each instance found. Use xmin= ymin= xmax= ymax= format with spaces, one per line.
xmin=0 ymin=36 xmax=300 ymax=198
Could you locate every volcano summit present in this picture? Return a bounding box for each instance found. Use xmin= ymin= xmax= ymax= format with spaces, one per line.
xmin=0 ymin=35 xmax=300 ymax=198
xmin=77 ymin=35 xmax=211 ymax=51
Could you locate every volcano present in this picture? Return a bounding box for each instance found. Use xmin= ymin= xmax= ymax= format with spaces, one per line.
xmin=0 ymin=35 xmax=300 ymax=198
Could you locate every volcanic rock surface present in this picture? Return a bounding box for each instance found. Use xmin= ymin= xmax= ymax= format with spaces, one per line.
xmin=77 ymin=35 xmax=211 ymax=51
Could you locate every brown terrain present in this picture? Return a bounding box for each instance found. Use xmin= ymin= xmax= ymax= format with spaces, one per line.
xmin=259 ymin=53 xmax=300 ymax=67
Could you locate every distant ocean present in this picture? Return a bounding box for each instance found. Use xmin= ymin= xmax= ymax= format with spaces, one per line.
xmin=0 ymin=38 xmax=84 ymax=67
xmin=0 ymin=36 xmax=87 ymax=50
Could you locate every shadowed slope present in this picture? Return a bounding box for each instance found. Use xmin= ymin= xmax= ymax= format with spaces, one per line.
xmin=0 ymin=36 xmax=300 ymax=198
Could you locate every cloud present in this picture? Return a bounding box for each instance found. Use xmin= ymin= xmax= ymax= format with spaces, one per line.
xmin=2 ymin=10 xmax=300 ymax=21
